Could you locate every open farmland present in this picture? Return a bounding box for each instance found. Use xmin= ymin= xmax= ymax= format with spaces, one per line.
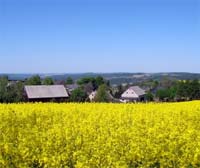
xmin=1 ymin=102 xmax=200 ymax=167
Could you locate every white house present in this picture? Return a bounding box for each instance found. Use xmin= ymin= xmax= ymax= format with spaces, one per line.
xmin=121 ymin=86 xmax=146 ymax=102
xmin=89 ymin=91 xmax=97 ymax=102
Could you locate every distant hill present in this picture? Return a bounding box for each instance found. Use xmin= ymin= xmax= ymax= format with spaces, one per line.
xmin=1 ymin=72 xmax=200 ymax=85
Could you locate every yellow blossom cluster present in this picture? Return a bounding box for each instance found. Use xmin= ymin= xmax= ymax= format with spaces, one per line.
xmin=1 ymin=102 xmax=200 ymax=167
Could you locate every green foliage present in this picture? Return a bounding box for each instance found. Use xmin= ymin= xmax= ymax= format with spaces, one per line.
xmin=70 ymin=88 xmax=87 ymax=102
xmin=168 ymin=86 xmax=177 ymax=100
xmin=95 ymin=76 xmax=105 ymax=86
xmin=94 ymin=84 xmax=110 ymax=102
xmin=11 ymin=82 xmax=25 ymax=102
xmin=190 ymin=79 xmax=200 ymax=99
xmin=155 ymin=79 xmax=200 ymax=101
xmin=113 ymin=84 xmax=124 ymax=99
xmin=153 ymin=80 xmax=159 ymax=89
xmin=156 ymin=89 xmax=171 ymax=101
xmin=13 ymin=81 xmax=25 ymax=102
xmin=176 ymin=81 xmax=188 ymax=99
xmin=26 ymin=75 xmax=41 ymax=85
xmin=42 ymin=77 xmax=54 ymax=85
xmin=176 ymin=80 xmax=200 ymax=100
xmin=0 ymin=76 xmax=8 ymax=103
xmin=156 ymin=87 xmax=177 ymax=101
xmin=77 ymin=76 xmax=107 ymax=90
xmin=160 ymin=77 xmax=176 ymax=88
xmin=145 ymin=91 xmax=154 ymax=101
xmin=0 ymin=77 xmax=25 ymax=103
xmin=65 ymin=77 xmax=74 ymax=85
xmin=77 ymin=77 xmax=95 ymax=85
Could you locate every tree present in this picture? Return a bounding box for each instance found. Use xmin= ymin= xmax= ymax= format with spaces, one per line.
xmin=168 ymin=86 xmax=177 ymax=100
xmin=5 ymin=84 xmax=17 ymax=103
xmin=106 ymin=80 xmax=110 ymax=87
xmin=95 ymin=76 xmax=105 ymax=87
xmin=160 ymin=77 xmax=175 ymax=88
xmin=26 ymin=75 xmax=41 ymax=85
xmin=77 ymin=77 xmax=94 ymax=85
xmin=77 ymin=76 xmax=107 ymax=90
xmin=0 ymin=76 xmax=8 ymax=103
xmin=43 ymin=77 xmax=54 ymax=85
xmin=0 ymin=76 xmax=25 ymax=103
xmin=156 ymin=87 xmax=177 ymax=102
xmin=70 ymin=88 xmax=87 ymax=102
xmin=156 ymin=89 xmax=170 ymax=101
xmin=66 ymin=77 xmax=74 ymax=85
xmin=190 ymin=79 xmax=200 ymax=99
xmin=94 ymin=84 xmax=110 ymax=102
xmin=114 ymin=84 xmax=124 ymax=99
xmin=14 ymin=81 xmax=25 ymax=102
xmin=176 ymin=81 xmax=187 ymax=99
xmin=145 ymin=91 xmax=154 ymax=101
xmin=176 ymin=80 xmax=192 ymax=100
xmin=152 ymin=80 xmax=159 ymax=89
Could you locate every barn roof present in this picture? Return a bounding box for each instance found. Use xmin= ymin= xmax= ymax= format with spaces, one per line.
xmin=25 ymin=85 xmax=69 ymax=99
xmin=129 ymin=86 xmax=146 ymax=96
xmin=121 ymin=86 xmax=146 ymax=99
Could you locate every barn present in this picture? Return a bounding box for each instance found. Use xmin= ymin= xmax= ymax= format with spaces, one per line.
xmin=121 ymin=86 xmax=146 ymax=102
xmin=24 ymin=85 xmax=69 ymax=102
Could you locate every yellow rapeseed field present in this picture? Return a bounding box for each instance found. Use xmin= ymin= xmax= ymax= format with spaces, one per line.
xmin=1 ymin=102 xmax=200 ymax=168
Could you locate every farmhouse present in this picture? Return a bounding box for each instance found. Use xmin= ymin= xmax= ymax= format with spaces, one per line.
xmin=89 ymin=90 xmax=115 ymax=102
xmin=24 ymin=85 xmax=69 ymax=102
xmin=121 ymin=86 xmax=146 ymax=102
xmin=89 ymin=91 xmax=97 ymax=102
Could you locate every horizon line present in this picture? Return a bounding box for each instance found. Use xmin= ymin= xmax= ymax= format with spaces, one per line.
xmin=0 ymin=72 xmax=200 ymax=75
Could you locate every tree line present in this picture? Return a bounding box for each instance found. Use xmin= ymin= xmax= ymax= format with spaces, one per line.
xmin=146 ymin=79 xmax=200 ymax=102
xmin=1 ymin=75 xmax=200 ymax=103
xmin=0 ymin=75 xmax=111 ymax=103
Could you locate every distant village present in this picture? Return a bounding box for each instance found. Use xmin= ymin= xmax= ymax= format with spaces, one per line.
xmin=0 ymin=75 xmax=200 ymax=103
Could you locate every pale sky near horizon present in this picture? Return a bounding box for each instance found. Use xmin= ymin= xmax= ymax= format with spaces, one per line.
xmin=0 ymin=0 xmax=199 ymax=73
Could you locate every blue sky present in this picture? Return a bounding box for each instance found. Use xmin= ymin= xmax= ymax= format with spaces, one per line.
xmin=0 ymin=0 xmax=199 ymax=73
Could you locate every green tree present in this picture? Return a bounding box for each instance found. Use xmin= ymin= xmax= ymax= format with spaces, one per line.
xmin=14 ymin=81 xmax=25 ymax=102
xmin=77 ymin=77 xmax=94 ymax=85
xmin=0 ymin=76 xmax=25 ymax=103
xmin=114 ymin=84 xmax=123 ymax=99
xmin=66 ymin=77 xmax=74 ymax=85
xmin=160 ymin=77 xmax=175 ymax=88
xmin=153 ymin=80 xmax=159 ymax=89
xmin=70 ymin=88 xmax=87 ymax=102
xmin=94 ymin=84 xmax=110 ymax=102
xmin=176 ymin=81 xmax=186 ymax=99
xmin=77 ymin=76 xmax=107 ymax=90
xmin=1 ymin=80 xmax=25 ymax=103
xmin=0 ymin=76 xmax=8 ymax=103
xmin=176 ymin=80 xmax=193 ymax=100
xmin=190 ymin=79 xmax=200 ymax=99
xmin=156 ymin=89 xmax=170 ymax=101
xmin=145 ymin=91 xmax=154 ymax=101
xmin=77 ymin=77 xmax=97 ymax=91
xmin=42 ymin=77 xmax=54 ymax=85
xmin=95 ymin=76 xmax=105 ymax=87
xmin=26 ymin=75 xmax=41 ymax=85
xmin=169 ymin=86 xmax=177 ymax=100
xmin=5 ymin=85 xmax=16 ymax=102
